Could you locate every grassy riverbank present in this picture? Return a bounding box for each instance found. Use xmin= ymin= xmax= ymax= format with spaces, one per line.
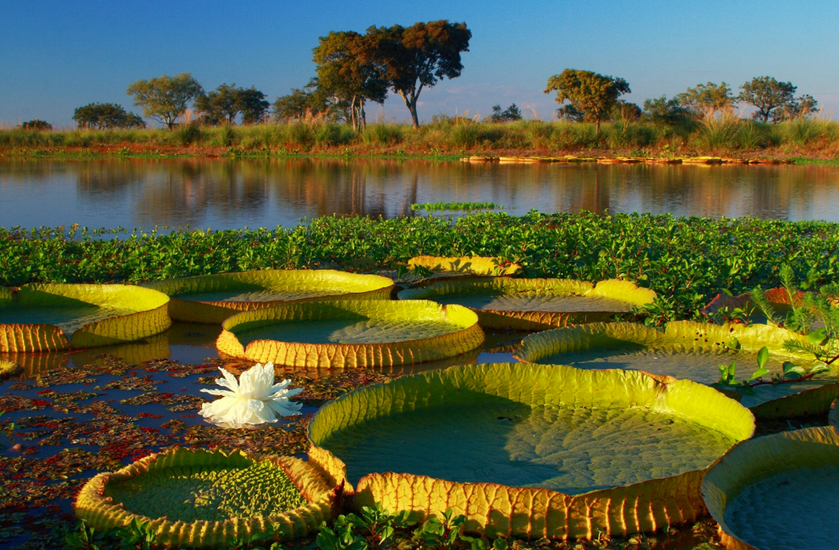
xmin=2 ymin=212 xmax=838 ymax=324
xmin=2 ymin=117 xmax=838 ymax=160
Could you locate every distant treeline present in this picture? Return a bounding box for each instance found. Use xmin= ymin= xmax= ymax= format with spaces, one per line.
xmin=5 ymin=17 xmax=831 ymax=146
xmin=2 ymin=116 xmax=838 ymax=157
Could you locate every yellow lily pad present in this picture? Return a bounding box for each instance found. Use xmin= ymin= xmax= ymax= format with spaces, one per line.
xmin=309 ymin=363 xmax=753 ymax=540
xmin=516 ymin=321 xmax=838 ymax=418
xmin=398 ymin=278 xmax=655 ymax=330
xmin=408 ymin=255 xmax=522 ymax=277
xmin=75 ymin=447 xmax=341 ymax=548
xmin=703 ymin=426 xmax=839 ymax=550
xmin=0 ymin=283 xmax=171 ymax=352
xmin=216 ymin=300 xmax=484 ymax=368
xmin=142 ymin=269 xmax=394 ymax=324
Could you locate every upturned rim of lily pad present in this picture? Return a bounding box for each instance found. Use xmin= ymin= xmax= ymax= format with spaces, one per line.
xmin=216 ymin=299 xmax=484 ymax=368
xmin=0 ymin=283 xmax=171 ymax=353
xmin=74 ymin=446 xmax=341 ymax=548
xmin=141 ymin=269 xmax=395 ymax=324
xmin=515 ymin=321 xmax=839 ymax=419
xmin=702 ymin=426 xmax=839 ymax=550
xmin=407 ymin=255 xmax=523 ymax=277
xmin=397 ymin=277 xmax=656 ymax=330
xmin=308 ymin=362 xmax=754 ymax=540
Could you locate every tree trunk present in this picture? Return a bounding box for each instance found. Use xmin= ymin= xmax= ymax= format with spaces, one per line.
xmin=399 ymin=91 xmax=420 ymax=129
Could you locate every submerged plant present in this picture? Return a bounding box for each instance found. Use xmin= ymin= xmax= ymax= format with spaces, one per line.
xmin=200 ymin=362 xmax=302 ymax=427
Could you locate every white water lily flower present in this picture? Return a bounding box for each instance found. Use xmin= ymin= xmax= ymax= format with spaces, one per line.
xmin=200 ymin=362 xmax=302 ymax=427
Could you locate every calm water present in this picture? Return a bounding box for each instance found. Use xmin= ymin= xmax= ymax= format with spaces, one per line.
xmin=1 ymin=158 xmax=839 ymax=229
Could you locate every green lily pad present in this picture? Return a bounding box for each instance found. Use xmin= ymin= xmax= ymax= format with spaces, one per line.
xmin=76 ymin=447 xmax=339 ymax=547
xmin=216 ymin=300 xmax=484 ymax=368
xmin=516 ymin=321 xmax=839 ymax=418
xmin=398 ymin=278 xmax=655 ymax=330
xmin=0 ymin=284 xmax=171 ymax=352
xmin=309 ymin=363 xmax=753 ymax=540
xmin=703 ymin=426 xmax=839 ymax=550
xmin=142 ymin=269 xmax=395 ymax=324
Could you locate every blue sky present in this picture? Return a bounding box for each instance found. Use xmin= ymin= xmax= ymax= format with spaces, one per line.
xmin=2 ymin=0 xmax=837 ymax=127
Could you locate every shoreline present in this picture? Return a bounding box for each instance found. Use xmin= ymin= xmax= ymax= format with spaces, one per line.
xmin=2 ymin=144 xmax=838 ymax=166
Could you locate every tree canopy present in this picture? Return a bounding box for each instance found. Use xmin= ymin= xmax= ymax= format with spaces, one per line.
xmin=368 ymin=20 xmax=471 ymax=128
xmin=642 ymin=95 xmax=690 ymax=125
xmin=194 ymin=84 xmax=269 ymax=125
xmin=544 ymin=69 xmax=630 ymax=133
xmin=73 ymin=103 xmax=145 ymax=129
xmin=313 ymin=31 xmax=387 ymax=130
xmin=489 ymin=103 xmax=522 ymax=123
xmin=126 ymin=73 xmax=203 ymax=130
xmin=676 ymin=82 xmax=736 ymax=119
xmin=272 ymin=78 xmax=348 ymax=123
xmin=739 ymin=76 xmax=819 ymax=122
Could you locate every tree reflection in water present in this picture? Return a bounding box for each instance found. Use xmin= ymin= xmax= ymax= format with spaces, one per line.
xmin=0 ymin=158 xmax=837 ymax=229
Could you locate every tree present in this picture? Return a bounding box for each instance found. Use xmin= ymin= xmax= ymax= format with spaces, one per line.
xmin=73 ymin=102 xmax=145 ymax=129
xmin=126 ymin=73 xmax=203 ymax=130
xmin=642 ymin=95 xmax=690 ymax=125
xmin=556 ymin=103 xmax=584 ymax=122
xmin=21 ymin=120 xmax=51 ymax=130
xmin=739 ymin=76 xmax=797 ymax=123
xmin=489 ymin=103 xmax=522 ymax=123
xmin=676 ymin=82 xmax=736 ymax=119
xmin=194 ymin=84 xmax=269 ymax=125
xmin=368 ymin=20 xmax=471 ymax=128
xmin=313 ymin=31 xmax=387 ymax=130
xmin=611 ymin=100 xmax=641 ymax=122
xmin=544 ymin=69 xmax=630 ymax=133
xmin=739 ymin=77 xmax=819 ymax=123
xmin=238 ymin=87 xmax=270 ymax=125
xmin=273 ymin=78 xmax=348 ymax=123
xmin=781 ymin=94 xmax=819 ymax=120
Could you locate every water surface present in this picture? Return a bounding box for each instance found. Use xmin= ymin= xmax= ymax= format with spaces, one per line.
xmin=2 ymin=158 xmax=838 ymax=229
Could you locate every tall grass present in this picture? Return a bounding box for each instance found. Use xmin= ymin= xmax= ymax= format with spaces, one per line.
xmin=2 ymin=117 xmax=838 ymax=155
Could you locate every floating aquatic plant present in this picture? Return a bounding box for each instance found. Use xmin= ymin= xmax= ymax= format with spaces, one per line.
xmin=200 ymin=362 xmax=302 ymax=427
xmin=309 ymin=363 xmax=754 ymax=540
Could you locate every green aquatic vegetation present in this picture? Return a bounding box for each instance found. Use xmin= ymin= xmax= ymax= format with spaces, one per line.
xmin=2 ymin=212 xmax=839 ymax=324
xmin=411 ymin=202 xmax=502 ymax=213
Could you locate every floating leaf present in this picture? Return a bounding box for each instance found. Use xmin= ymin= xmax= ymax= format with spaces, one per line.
xmin=0 ymin=284 xmax=171 ymax=352
xmin=75 ymin=447 xmax=339 ymax=547
xmin=703 ymin=426 xmax=839 ymax=550
xmin=142 ymin=269 xmax=394 ymax=323
xmin=399 ymin=278 xmax=655 ymax=330
xmin=516 ymin=321 xmax=839 ymax=418
xmin=309 ymin=363 xmax=753 ymax=540
xmin=217 ymin=300 xmax=484 ymax=368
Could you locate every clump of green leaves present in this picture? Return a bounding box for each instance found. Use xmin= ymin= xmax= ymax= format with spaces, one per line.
xmin=317 ymin=505 xmax=413 ymax=550
xmin=63 ymin=519 xmax=160 ymax=550
xmin=411 ymin=202 xmax=502 ymax=213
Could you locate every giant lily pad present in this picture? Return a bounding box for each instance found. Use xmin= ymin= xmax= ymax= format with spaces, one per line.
xmin=398 ymin=278 xmax=655 ymax=330
xmin=702 ymin=426 xmax=839 ymax=550
xmin=216 ymin=300 xmax=484 ymax=368
xmin=75 ymin=446 xmax=341 ymax=548
xmin=515 ymin=321 xmax=839 ymax=418
xmin=408 ymin=255 xmax=522 ymax=277
xmin=0 ymin=284 xmax=171 ymax=352
xmin=309 ymin=363 xmax=753 ymax=540
xmin=142 ymin=270 xmax=395 ymax=324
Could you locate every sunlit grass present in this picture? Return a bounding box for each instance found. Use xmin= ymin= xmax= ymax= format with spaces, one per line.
xmin=1 ymin=117 xmax=838 ymax=156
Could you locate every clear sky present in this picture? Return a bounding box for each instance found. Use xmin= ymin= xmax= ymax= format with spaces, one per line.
xmin=2 ymin=0 xmax=837 ymax=127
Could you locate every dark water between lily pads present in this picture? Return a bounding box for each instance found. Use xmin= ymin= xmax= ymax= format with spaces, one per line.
xmin=2 ymin=158 xmax=839 ymax=229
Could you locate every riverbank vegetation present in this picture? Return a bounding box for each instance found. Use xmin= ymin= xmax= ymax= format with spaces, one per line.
xmin=2 ymin=212 xmax=837 ymax=324
xmin=2 ymin=115 xmax=838 ymax=159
